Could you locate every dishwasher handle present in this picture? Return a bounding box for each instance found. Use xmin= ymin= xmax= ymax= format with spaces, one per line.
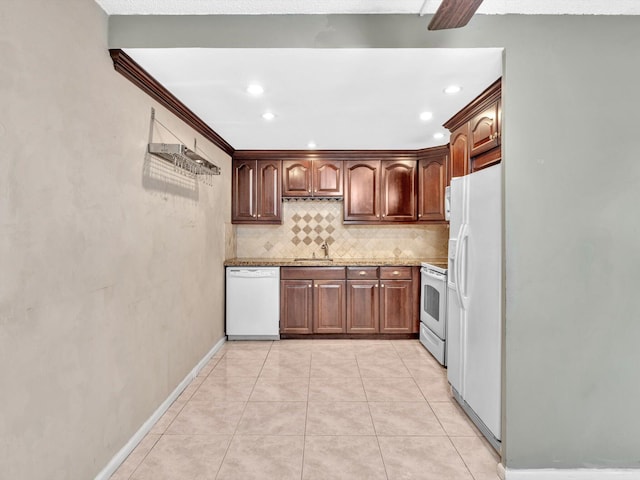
xmin=227 ymin=268 xmax=279 ymax=278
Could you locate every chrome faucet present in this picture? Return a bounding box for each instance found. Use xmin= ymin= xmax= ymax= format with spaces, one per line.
xmin=320 ymin=241 xmax=330 ymax=259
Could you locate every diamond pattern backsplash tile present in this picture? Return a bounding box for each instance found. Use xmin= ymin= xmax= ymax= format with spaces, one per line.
xmin=236 ymin=201 xmax=448 ymax=259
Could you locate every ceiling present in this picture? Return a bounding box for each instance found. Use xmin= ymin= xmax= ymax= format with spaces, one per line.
xmin=125 ymin=47 xmax=502 ymax=150
xmin=102 ymin=1 xmax=638 ymax=151
xmin=96 ymin=0 xmax=640 ymax=16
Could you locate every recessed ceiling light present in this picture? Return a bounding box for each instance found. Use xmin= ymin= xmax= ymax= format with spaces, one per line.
xmin=433 ymin=132 xmax=445 ymax=140
xmin=419 ymin=112 xmax=433 ymax=121
xmin=247 ymin=84 xmax=264 ymax=95
xmin=262 ymin=112 xmax=275 ymax=121
xmin=444 ymin=85 xmax=462 ymax=94
xmin=307 ymin=141 xmax=317 ymax=149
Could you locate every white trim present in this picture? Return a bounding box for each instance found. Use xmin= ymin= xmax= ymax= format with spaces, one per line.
xmin=506 ymin=468 xmax=640 ymax=479
xmin=94 ymin=336 xmax=227 ymax=480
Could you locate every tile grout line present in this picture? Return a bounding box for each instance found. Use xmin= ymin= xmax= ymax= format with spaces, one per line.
xmin=119 ymin=351 xmax=226 ymax=479
xmin=447 ymin=435 xmax=481 ymax=480
xmin=300 ymin=346 xmax=313 ymax=480
xmin=355 ymin=348 xmax=391 ymax=480
xmin=212 ymin=341 xmax=273 ymax=480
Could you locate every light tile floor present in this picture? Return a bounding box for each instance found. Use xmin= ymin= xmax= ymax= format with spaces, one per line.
xmin=110 ymin=339 xmax=500 ymax=480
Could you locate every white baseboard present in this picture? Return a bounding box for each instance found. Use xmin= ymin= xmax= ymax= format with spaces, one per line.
xmin=506 ymin=468 xmax=640 ymax=479
xmin=94 ymin=335 xmax=227 ymax=480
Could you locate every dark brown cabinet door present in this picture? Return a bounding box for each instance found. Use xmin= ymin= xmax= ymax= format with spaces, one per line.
xmin=232 ymin=159 xmax=257 ymax=222
xmin=256 ymin=160 xmax=281 ymax=223
xmin=232 ymin=159 xmax=281 ymax=224
xmin=344 ymin=160 xmax=380 ymax=223
xmin=469 ymin=101 xmax=500 ymax=158
xmin=282 ymin=159 xmax=312 ymax=197
xmin=314 ymin=280 xmax=346 ymax=333
xmin=381 ymin=160 xmax=416 ymax=222
xmin=314 ymin=160 xmax=343 ymax=197
xmin=449 ymin=124 xmax=469 ymax=182
xmin=347 ymin=280 xmax=379 ymax=333
xmin=280 ymin=279 xmax=313 ymax=334
xmin=418 ymin=148 xmax=447 ymax=222
xmin=379 ymin=279 xmax=413 ymax=334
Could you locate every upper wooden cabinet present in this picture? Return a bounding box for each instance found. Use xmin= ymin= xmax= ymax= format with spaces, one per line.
xmin=449 ymin=124 xmax=469 ymax=180
xmin=381 ymin=160 xmax=417 ymax=222
xmin=469 ymin=100 xmax=500 ymax=157
xmin=444 ymin=79 xmax=502 ymax=178
xmin=344 ymin=160 xmax=380 ymax=222
xmin=417 ymin=146 xmax=448 ymax=223
xmin=232 ymin=159 xmax=282 ymax=224
xmin=282 ymin=159 xmax=343 ymax=198
xmin=344 ymin=159 xmax=416 ymax=224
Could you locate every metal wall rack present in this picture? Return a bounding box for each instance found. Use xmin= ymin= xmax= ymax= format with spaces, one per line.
xmin=147 ymin=108 xmax=221 ymax=184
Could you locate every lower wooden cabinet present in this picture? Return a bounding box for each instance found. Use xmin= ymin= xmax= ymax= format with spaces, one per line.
xmin=346 ymin=280 xmax=379 ymax=333
xmin=314 ymin=280 xmax=346 ymax=333
xmin=379 ymin=279 xmax=414 ymax=333
xmin=281 ymin=266 xmax=418 ymax=336
xmin=280 ymin=267 xmax=346 ymax=335
xmin=280 ymin=279 xmax=313 ymax=334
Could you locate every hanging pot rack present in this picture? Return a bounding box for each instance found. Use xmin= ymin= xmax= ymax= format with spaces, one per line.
xmin=147 ymin=108 xmax=221 ymax=183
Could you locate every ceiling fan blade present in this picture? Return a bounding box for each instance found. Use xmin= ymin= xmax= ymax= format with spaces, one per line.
xmin=428 ymin=0 xmax=484 ymax=30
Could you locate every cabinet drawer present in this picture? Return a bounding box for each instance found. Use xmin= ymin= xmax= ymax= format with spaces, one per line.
xmin=380 ymin=266 xmax=412 ymax=280
xmin=281 ymin=267 xmax=346 ymax=280
xmin=347 ymin=267 xmax=379 ymax=280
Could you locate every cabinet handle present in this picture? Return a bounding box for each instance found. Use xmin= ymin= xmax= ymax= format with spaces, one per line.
xmin=359 ymin=271 xmax=366 ymax=276
xmin=308 ymin=189 xmax=311 ymax=193
xmin=252 ymin=214 xmax=257 ymax=218
xmin=381 ymin=284 xmax=385 ymax=288
xmin=382 ymin=214 xmax=385 ymax=218
xmin=374 ymin=284 xmax=378 ymax=288
xmin=392 ymin=271 xmax=400 ymax=275
xmin=315 ymin=284 xmax=318 ymax=288
xmin=308 ymin=285 xmax=312 ymax=288
xmin=257 ymin=214 xmax=261 ymax=218
xmin=418 ymin=214 xmax=422 ymax=218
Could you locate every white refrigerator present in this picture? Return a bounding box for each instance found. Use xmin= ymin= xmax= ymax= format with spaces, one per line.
xmin=447 ymin=164 xmax=502 ymax=451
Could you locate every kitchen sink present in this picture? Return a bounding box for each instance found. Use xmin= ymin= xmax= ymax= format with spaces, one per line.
xmin=293 ymin=258 xmax=333 ymax=262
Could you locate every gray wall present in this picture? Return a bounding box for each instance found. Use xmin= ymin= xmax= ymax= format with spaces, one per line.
xmin=109 ymin=13 xmax=640 ymax=470
xmin=0 ymin=1 xmax=231 ymax=478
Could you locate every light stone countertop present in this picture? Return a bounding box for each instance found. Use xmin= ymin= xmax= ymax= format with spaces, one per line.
xmin=224 ymin=257 xmax=448 ymax=268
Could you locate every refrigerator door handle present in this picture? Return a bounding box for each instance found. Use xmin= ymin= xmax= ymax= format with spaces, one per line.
xmin=457 ymin=223 xmax=470 ymax=311
xmin=454 ymin=223 xmax=466 ymax=310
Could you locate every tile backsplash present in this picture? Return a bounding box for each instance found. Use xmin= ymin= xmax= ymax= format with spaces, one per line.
xmin=236 ymin=200 xmax=448 ymax=259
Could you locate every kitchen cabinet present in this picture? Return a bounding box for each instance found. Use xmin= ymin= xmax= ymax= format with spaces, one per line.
xmin=417 ymin=146 xmax=448 ymax=222
xmin=232 ymin=159 xmax=282 ymax=224
xmin=281 ymin=265 xmax=418 ymax=336
xmin=282 ymin=159 xmax=343 ymax=198
xmin=314 ymin=280 xmax=346 ymax=333
xmin=280 ymin=267 xmax=346 ymax=335
xmin=381 ymin=160 xmax=417 ymax=222
xmin=343 ymin=160 xmax=380 ymax=222
xmin=346 ymin=266 xmax=418 ymax=335
xmin=449 ymin=124 xmax=469 ymax=181
xmin=469 ymin=100 xmax=500 ymax=157
xmin=344 ymin=159 xmax=416 ymax=224
xmin=379 ymin=267 xmax=417 ymax=334
xmin=346 ymin=267 xmax=379 ymax=334
xmin=280 ymin=279 xmax=313 ymax=334
xmin=444 ymin=79 xmax=502 ymax=178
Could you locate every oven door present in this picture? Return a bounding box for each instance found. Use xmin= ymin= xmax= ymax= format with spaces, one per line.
xmin=420 ymin=267 xmax=447 ymax=340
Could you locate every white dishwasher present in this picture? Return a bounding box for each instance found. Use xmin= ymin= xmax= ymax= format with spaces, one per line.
xmin=226 ymin=267 xmax=280 ymax=340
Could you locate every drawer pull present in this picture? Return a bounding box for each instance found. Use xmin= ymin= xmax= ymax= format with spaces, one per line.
xmin=392 ymin=270 xmax=400 ymax=275
xmin=359 ymin=271 xmax=367 ymax=276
